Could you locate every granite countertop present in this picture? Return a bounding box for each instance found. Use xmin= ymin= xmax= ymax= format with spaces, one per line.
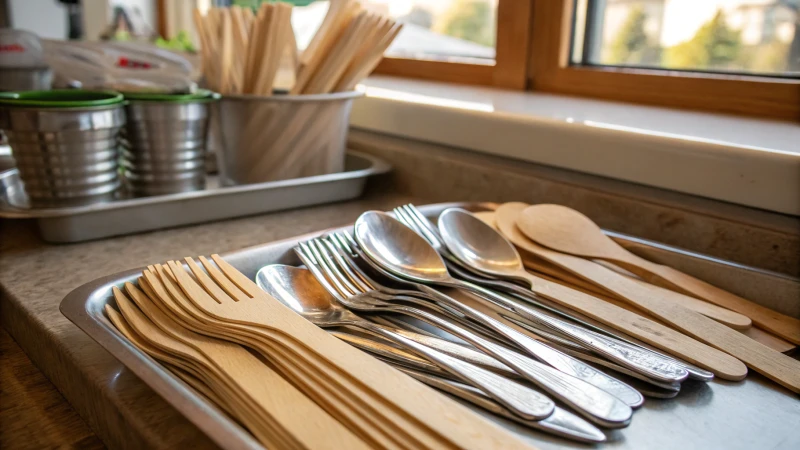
xmin=0 ymin=192 xmax=418 ymax=450
xmin=3 ymin=191 xmax=800 ymax=450
xmin=2 ymin=132 xmax=799 ymax=449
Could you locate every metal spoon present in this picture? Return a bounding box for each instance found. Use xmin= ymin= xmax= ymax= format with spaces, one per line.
xmin=393 ymin=366 xmax=607 ymax=444
xmin=256 ymin=264 xmax=555 ymax=420
xmin=354 ymin=211 xmax=633 ymax=428
xmin=437 ymin=207 xmax=692 ymax=384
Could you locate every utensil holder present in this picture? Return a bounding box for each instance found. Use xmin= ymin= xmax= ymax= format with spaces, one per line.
xmin=122 ymin=93 xmax=217 ymax=196
xmin=213 ymin=90 xmax=362 ymax=186
xmin=0 ymin=93 xmax=125 ymax=207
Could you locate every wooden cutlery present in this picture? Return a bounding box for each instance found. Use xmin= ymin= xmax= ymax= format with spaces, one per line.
xmin=195 ymin=1 xmax=402 ymax=96
xmin=518 ymin=204 xmax=800 ymax=344
xmin=107 ymin=255 xmax=534 ymax=450
xmin=501 ymin=202 xmax=800 ymax=393
xmin=494 ymin=203 xmax=748 ymax=380
xmin=101 ymin=201 xmax=799 ymax=450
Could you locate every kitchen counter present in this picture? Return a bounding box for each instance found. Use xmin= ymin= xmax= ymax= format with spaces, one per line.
xmin=1 ymin=133 xmax=798 ymax=449
xmin=0 ymin=191 xmax=419 ymax=449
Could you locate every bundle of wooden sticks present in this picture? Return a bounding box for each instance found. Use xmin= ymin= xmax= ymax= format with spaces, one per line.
xmin=193 ymin=0 xmax=402 ymax=96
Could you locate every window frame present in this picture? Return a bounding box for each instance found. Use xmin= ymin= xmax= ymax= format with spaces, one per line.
xmin=528 ymin=0 xmax=800 ymax=121
xmin=160 ymin=0 xmax=799 ymax=120
xmin=372 ymin=0 xmax=532 ymax=89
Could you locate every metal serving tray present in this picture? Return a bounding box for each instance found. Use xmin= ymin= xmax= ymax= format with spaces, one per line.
xmin=60 ymin=203 xmax=800 ymax=450
xmin=0 ymin=150 xmax=390 ymax=243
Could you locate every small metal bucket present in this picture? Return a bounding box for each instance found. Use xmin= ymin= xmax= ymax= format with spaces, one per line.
xmin=0 ymin=99 xmax=125 ymax=207
xmin=122 ymin=92 xmax=217 ymax=196
xmin=213 ymin=90 xmax=362 ymax=186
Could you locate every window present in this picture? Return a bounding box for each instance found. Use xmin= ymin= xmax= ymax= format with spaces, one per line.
xmin=573 ymin=0 xmax=799 ymax=77
xmin=160 ymin=0 xmax=798 ymax=120
xmin=366 ymin=0 xmax=497 ymax=62
xmin=371 ymin=0 xmax=531 ymax=88
xmin=530 ymin=0 xmax=800 ymax=121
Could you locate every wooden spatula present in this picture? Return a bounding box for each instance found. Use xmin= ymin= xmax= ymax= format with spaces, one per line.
xmin=506 ymin=203 xmax=800 ymax=393
xmin=519 ymin=204 xmax=800 ymax=345
xmin=494 ymin=203 xmax=748 ymax=380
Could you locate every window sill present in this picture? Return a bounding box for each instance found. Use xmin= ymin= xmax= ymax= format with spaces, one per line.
xmin=350 ymin=76 xmax=800 ymax=216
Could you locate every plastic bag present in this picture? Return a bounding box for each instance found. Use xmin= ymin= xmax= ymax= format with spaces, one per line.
xmin=42 ymin=39 xmax=200 ymax=93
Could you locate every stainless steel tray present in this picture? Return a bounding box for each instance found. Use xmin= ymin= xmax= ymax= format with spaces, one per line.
xmin=0 ymin=150 xmax=390 ymax=243
xmin=60 ymin=203 xmax=800 ymax=450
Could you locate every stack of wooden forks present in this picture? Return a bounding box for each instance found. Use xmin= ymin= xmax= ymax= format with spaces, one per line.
xmin=106 ymin=255 xmax=531 ymax=450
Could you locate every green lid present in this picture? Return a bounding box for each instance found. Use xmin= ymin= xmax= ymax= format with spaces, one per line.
xmin=0 ymin=90 xmax=124 ymax=108
xmin=122 ymin=89 xmax=220 ymax=103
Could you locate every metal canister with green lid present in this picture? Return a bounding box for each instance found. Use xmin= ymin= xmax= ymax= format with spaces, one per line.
xmin=0 ymin=90 xmax=126 ymax=207
xmin=121 ymin=90 xmax=219 ymax=196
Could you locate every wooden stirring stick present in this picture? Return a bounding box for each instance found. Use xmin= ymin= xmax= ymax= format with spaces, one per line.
xmin=303 ymin=12 xmax=375 ymax=94
xmin=519 ymin=204 xmax=800 ymax=344
xmin=505 ymin=202 xmax=800 ymax=393
xmin=218 ymin=9 xmax=234 ymax=94
xmin=334 ymin=22 xmax=403 ymax=91
xmin=293 ymin=0 xmax=362 ymax=94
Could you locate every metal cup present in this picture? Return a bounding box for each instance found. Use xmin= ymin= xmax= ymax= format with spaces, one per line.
xmin=122 ymin=100 xmax=212 ymax=196
xmin=213 ymin=90 xmax=362 ymax=186
xmin=0 ymin=104 xmax=125 ymax=207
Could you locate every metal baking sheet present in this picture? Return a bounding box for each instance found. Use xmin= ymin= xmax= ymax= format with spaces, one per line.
xmin=60 ymin=203 xmax=800 ymax=450
xmin=0 ymin=150 xmax=390 ymax=243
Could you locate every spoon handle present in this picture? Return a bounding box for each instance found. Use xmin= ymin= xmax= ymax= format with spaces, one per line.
xmin=458 ymin=277 xmax=690 ymax=384
xmin=392 ymin=366 xmax=607 ymax=444
xmin=414 ymin=284 xmax=633 ymax=427
xmin=449 ymin=264 xmax=692 ymax=383
xmin=391 ymin=301 xmax=644 ymax=410
xmin=353 ymin=319 xmax=556 ymax=421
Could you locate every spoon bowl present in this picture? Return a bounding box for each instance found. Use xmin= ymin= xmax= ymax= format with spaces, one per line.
xmin=354 ymin=211 xmax=451 ymax=283
xmin=517 ymin=204 xmax=621 ymax=260
xmin=438 ymin=207 xmax=526 ymax=278
xmin=256 ymin=264 xmax=356 ymax=326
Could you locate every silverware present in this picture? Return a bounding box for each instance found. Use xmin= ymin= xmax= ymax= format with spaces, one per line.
xmin=393 ymin=366 xmax=607 ymax=444
xmin=257 ymin=263 xmax=555 ymax=421
xmin=334 ymin=334 xmax=608 ymax=443
xmin=375 ymin=313 xmax=681 ymax=398
xmin=399 ymin=204 xmax=709 ymax=380
xmin=348 ymin=218 xmax=635 ymax=428
xmin=324 ymin=232 xmax=646 ymax=410
xmin=399 ymin=204 xmax=692 ymax=385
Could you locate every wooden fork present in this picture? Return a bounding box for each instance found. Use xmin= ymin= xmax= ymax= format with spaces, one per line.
xmin=115 ymin=284 xmax=369 ymax=450
xmin=110 ymin=289 xmax=289 ymax=449
xmin=105 ymin=305 xmax=238 ymax=418
xmin=142 ymin=265 xmax=411 ymax=450
xmin=168 ymin=255 xmax=534 ymax=450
